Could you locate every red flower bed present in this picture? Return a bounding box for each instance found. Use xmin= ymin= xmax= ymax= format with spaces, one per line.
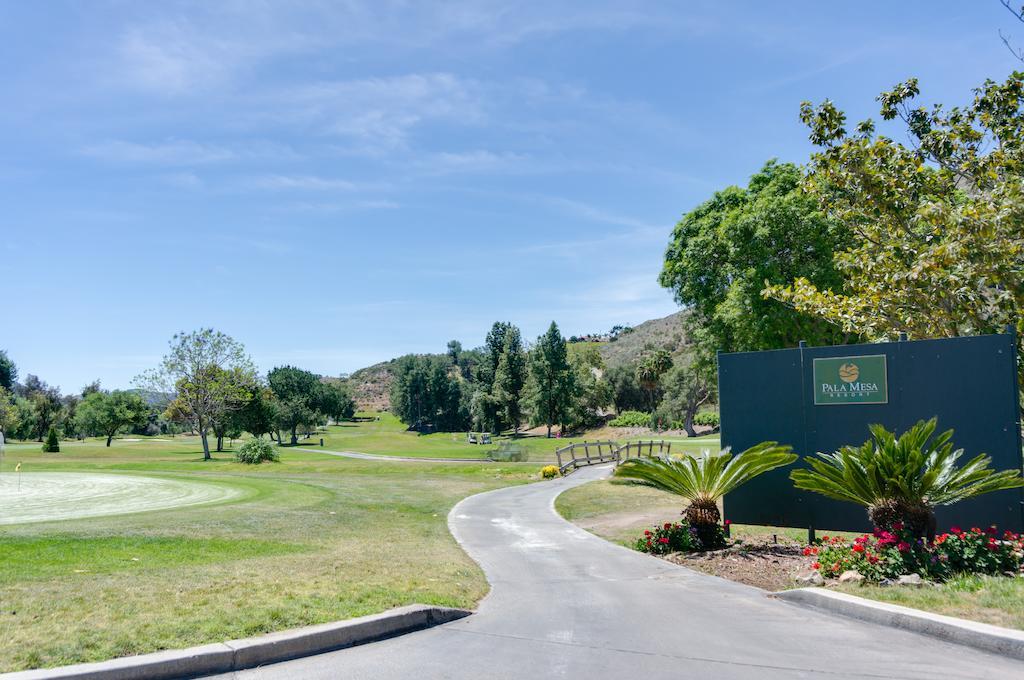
xmin=806 ymin=525 xmax=1023 ymax=582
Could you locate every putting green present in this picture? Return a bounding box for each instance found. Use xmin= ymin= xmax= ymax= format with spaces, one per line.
xmin=0 ymin=472 xmax=245 ymax=525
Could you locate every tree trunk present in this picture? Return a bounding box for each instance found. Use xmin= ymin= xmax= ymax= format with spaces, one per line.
xmin=546 ymin=423 xmax=552 ymax=438
xmin=683 ymin=410 xmax=696 ymax=438
xmin=200 ymin=431 xmax=211 ymax=460
xmin=685 ymin=500 xmax=724 ymax=549
xmin=290 ymin=426 xmax=298 ymax=446
xmin=216 ymin=435 xmax=224 ymax=452
xmin=106 ymin=434 xmax=113 ymax=447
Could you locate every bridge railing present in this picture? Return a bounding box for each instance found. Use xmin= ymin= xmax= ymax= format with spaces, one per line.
xmin=615 ymin=440 xmax=671 ymax=461
xmin=555 ymin=440 xmax=674 ymax=474
xmin=555 ymin=440 xmax=620 ymax=474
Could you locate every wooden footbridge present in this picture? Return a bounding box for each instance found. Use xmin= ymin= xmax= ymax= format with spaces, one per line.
xmin=554 ymin=439 xmax=674 ymax=475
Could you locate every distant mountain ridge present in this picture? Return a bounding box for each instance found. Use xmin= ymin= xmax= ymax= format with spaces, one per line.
xmin=344 ymin=309 xmax=689 ymax=411
xmin=596 ymin=309 xmax=689 ymax=370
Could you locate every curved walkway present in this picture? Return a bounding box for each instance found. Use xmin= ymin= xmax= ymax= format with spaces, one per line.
xmin=210 ymin=465 xmax=1019 ymax=679
xmin=313 ymin=447 xmax=491 ymax=463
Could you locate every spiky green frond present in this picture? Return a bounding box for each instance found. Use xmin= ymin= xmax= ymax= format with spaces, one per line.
xmin=790 ymin=418 xmax=1024 ymax=510
xmin=612 ymin=441 xmax=797 ymax=504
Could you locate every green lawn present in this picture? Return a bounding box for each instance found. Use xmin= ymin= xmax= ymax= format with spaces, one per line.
xmin=557 ymin=479 xmax=1024 ymax=629
xmin=841 ymin=575 xmax=1024 ymax=630
xmin=0 ymin=431 xmax=534 ymax=673
xmin=295 ymin=411 xmax=721 ymax=463
xmin=555 ymin=478 xmax=855 ymax=546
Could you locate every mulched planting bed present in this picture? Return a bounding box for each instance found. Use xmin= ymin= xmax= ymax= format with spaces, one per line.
xmin=664 ymin=534 xmax=810 ymax=591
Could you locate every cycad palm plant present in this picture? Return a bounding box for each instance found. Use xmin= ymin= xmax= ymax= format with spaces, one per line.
xmin=791 ymin=418 xmax=1024 ymax=540
xmin=613 ymin=442 xmax=796 ymax=547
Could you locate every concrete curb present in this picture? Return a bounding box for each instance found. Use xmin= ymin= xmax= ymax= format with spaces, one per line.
xmin=775 ymin=587 xmax=1024 ymax=660
xmin=2 ymin=605 xmax=471 ymax=680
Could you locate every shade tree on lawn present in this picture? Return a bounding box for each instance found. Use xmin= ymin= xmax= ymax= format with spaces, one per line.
xmin=656 ymin=359 xmax=716 ymax=437
xmin=318 ymin=380 xmax=356 ymax=424
xmin=389 ymin=354 xmax=468 ymax=432
xmin=137 ymin=329 xmax=257 ymax=460
xmin=566 ymin=343 xmax=612 ymax=430
xmin=268 ymin=365 xmax=324 ymax=445
xmin=527 ymin=322 xmax=575 ymax=438
xmin=232 ymin=385 xmax=280 ymax=440
xmin=76 ymin=389 xmax=150 ymax=446
xmin=492 ymin=326 xmax=527 ymax=434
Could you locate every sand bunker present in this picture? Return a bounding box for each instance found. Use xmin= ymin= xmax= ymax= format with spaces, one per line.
xmin=0 ymin=472 xmax=244 ymax=525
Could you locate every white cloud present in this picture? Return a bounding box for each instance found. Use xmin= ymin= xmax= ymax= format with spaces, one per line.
xmin=283 ymin=199 xmax=400 ymax=212
xmin=161 ymin=172 xmax=203 ymax=188
xmin=81 ymin=139 xmax=235 ymax=164
xmin=543 ymin=196 xmax=665 ymax=231
xmin=117 ymin=21 xmax=240 ymax=94
xmin=243 ymin=174 xmax=362 ymax=191
xmin=279 ymin=73 xmax=482 ymax=150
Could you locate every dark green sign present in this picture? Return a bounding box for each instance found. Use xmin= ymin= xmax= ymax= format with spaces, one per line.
xmin=813 ymin=355 xmax=888 ymax=405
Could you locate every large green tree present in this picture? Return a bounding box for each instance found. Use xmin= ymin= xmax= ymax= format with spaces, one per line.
xmin=0 ymin=350 xmax=16 ymax=391
xmin=268 ymin=366 xmax=323 ymax=445
xmin=138 ymin=329 xmax=256 ymax=460
xmin=319 ymin=380 xmax=356 ymax=423
xmin=0 ymin=387 xmax=18 ymax=439
xmin=567 ymin=343 xmax=611 ymax=430
xmin=766 ymin=74 xmax=1024 ymax=397
xmin=527 ymin=322 xmax=574 ymax=438
xmin=232 ymin=385 xmax=280 ymax=439
xmin=389 ymin=354 xmax=467 ymax=431
xmin=76 ymin=390 xmax=150 ymax=446
xmin=635 ymin=347 xmax=673 ymax=411
xmin=605 ymin=363 xmax=646 ymax=414
xmin=492 ymin=327 xmax=527 ymax=434
xmin=21 ymin=375 xmax=63 ymax=442
xmin=474 ymin=322 xmax=514 ymax=432
xmin=660 ymin=160 xmax=850 ymax=364
xmin=658 ymin=359 xmax=716 ymax=437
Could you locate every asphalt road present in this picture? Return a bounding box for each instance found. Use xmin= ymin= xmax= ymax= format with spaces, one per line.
xmin=313 ymin=446 xmax=491 ymax=463
xmin=208 ymin=464 xmax=1020 ymax=679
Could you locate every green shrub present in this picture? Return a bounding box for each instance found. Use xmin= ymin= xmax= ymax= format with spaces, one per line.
xmin=541 ymin=465 xmax=560 ymax=479
xmin=608 ymin=411 xmax=650 ymax=427
xmin=41 ymin=427 xmax=60 ymax=453
xmin=235 ymin=438 xmax=279 ymax=464
xmin=648 ymin=408 xmax=675 ymax=431
xmin=693 ymin=411 xmax=720 ymax=427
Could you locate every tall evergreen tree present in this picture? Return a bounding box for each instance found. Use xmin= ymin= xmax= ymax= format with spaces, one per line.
xmin=493 ymin=327 xmax=526 ymax=434
xmin=476 ymin=322 xmax=513 ymax=431
xmin=527 ymin=322 xmax=574 ymax=438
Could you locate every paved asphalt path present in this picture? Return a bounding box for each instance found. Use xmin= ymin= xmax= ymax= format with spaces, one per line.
xmin=209 ymin=464 xmax=1019 ymax=679
xmin=310 ymin=447 xmax=491 ymax=463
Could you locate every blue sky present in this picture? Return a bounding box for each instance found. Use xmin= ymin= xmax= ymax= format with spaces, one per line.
xmin=1 ymin=1 xmax=1019 ymax=391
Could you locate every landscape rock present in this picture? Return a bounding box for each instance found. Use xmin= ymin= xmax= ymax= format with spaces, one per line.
xmin=838 ymin=570 xmax=864 ymax=584
xmin=794 ymin=570 xmax=824 ymax=587
xmin=896 ymin=573 xmax=925 ymax=587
